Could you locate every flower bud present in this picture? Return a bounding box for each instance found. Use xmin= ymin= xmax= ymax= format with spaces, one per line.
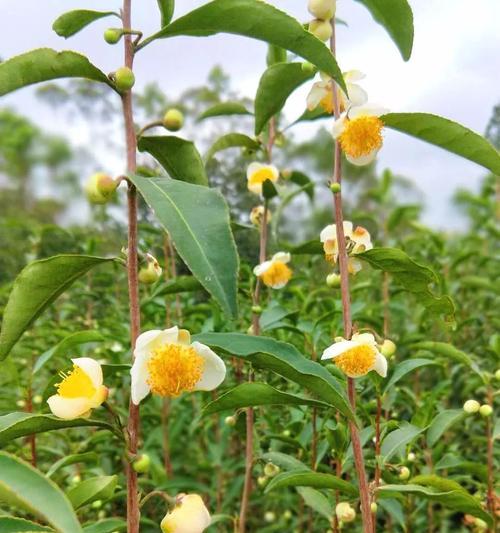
xmin=474 ymin=518 xmax=488 ymax=530
xmin=329 ymin=182 xmax=341 ymax=193
xmin=407 ymin=452 xmax=416 ymax=462
xmin=309 ymin=19 xmax=333 ymax=42
xmin=281 ymin=168 xmax=292 ymax=180
xmin=33 ymin=394 xmax=43 ymax=405
xmin=257 ymin=475 xmax=267 ymax=487
xmin=70 ymin=475 xmax=81 ymax=485
xmin=264 ymin=462 xmax=280 ymax=477
xmin=380 ymin=339 xmax=397 ymax=358
xmin=251 ymin=305 xmax=263 ymax=314
xmin=138 ymin=253 xmax=162 ymax=284
xmin=398 ymin=466 xmax=410 ymax=480
xmin=495 ymin=368 xmax=500 ymax=380
xmin=91 ymin=499 xmax=103 ymax=509
xmin=16 ymin=399 xmax=26 ymax=408
xmin=133 ymin=453 xmax=151 ymax=473
xmin=264 ymin=511 xmax=276 ymax=523
xmin=114 ymin=66 xmax=135 ymax=92
xmin=335 ymin=502 xmax=356 ymax=522
xmin=85 ymin=172 xmax=117 ymax=205
xmin=282 ymin=429 xmax=291 ymax=437
xmin=301 ymin=62 xmax=316 ymax=74
xmin=283 ymin=510 xmax=292 ymax=520
xmin=163 ymin=108 xmax=184 ymax=132
xmin=479 ymin=404 xmax=492 ymax=417
xmin=104 ymin=28 xmax=122 ymax=44
xmin=224 ymin=415 xmax=237 ymax=427
xmin=370 ymin=502 xmax=378 ymax=513
xmin=463 ymin=399 xmax=480 ymax=414
xmin=97 ymin=510 xmax=106 ymax=520
xmin=308 ymin=0 xmax=336 ymax=21
xmin=247 ymin=325 xmax=256 ymax=335
xmin=326 ymin=272 xmax=341 ymax=288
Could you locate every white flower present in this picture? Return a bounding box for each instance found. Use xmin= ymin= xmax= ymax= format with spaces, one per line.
xmin=161 ymin=494 xmax=211 ymax=533
xmin=246 ymin=162 xmax=279 ymax=195
xmin=130 ymin=326 xmax=226 ymax=405
xmin=332 ymin=103 xmax=389 ymax=166
xmin=47 ymin=358 xmax=108 ymax=420
xmin=253 ymin=252 xmax=292 ymax=289
xmin=322 ymin=332 xmax=387 ymax=378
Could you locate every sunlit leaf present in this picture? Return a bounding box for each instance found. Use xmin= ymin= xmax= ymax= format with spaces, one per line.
xmin=265 ymin=471 xmax=358 ymax=497
xmin=52 ymin=10 xmax=117 ymax=38
xmin=198 ymin=102 xmax=252 ymax=121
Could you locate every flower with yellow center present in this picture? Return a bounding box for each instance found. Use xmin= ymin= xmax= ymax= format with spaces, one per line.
xmin=320 ymin=221 xmax=372 ymax=274
xmin=307 ymin=70 xmax=368 ymax=115
xmin=130 ymin=326 xmax=226 ymax=405
xmin=161 ymin=493 xmax=211 ymax=533
xmin=246 ymin=162 xmax=279 ymax=195
xmin=322 ymin=332 xmax=387 ymax=378
xmin=332 ymin=103 xmax=389 ymax=166
xmin=253 ymin=252 xmax=292 ymax=289
xmin=250 ymin=205 xmax=271 ymax=227
xmin=47 ymin=358 xmax=108 ymax=420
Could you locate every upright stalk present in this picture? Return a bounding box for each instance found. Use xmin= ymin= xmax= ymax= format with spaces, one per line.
xmin=329 ymin=21 xmax=373 ymax=532
xmin=121 ymin=1 xmax=141 ymax=531
xmin=485 ymin=387 xmax=496 ymax=532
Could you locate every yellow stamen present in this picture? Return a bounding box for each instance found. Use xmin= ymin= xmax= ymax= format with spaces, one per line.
xmin=260 ymin=261 xmax=292 ymax=288
xmin=56 ymin=365 xmax=96 ymax=399
xmin=325 ymin=253 xmax=336 ymax=264
xmin=335 ymin=344 xmax=376 ymax=377
xmin=248 ymin=167 xmax=276 ymax=187
xmin=339 ymin=115 xmax=384 ymax=158
xmin=147 ymin=344 xmax=204 ymax=397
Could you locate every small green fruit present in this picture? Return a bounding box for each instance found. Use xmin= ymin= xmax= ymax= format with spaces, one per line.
xmin=479 ymin=404 xmax=492 ymax=417
xmin=114 ymin=66 xmax=135 ymax=92
xmin=329 ymin=182 xmax=341 ymax=194
xmin=133 ymin=453 xmax=151 ymax=473
xmin=162 ymin=108 xmax=184 ymax=132
xmin=309 ymin=19 xmax=333 ymax=42
xmin=224 ymin=415 xmax=237 ymax=427
xmin=407 ymin=452 xmax=416 ymax=462
xmin=104 ymin=28 xmax=122 ymax=45
xmin=326 ymin=273 xmax=341 ymax=288
xmin=398 ymin=466 xmax=410 ymax=480
xmin=138 ymin=255 xmax=162 ymax=284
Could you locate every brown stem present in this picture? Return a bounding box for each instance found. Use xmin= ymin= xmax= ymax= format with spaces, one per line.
xmin=121 ymin=1 xmax=141 ymax=532
xmin=485 ymin=387 xmax=496 ymax=532
xmin=330 ymin=20 xmax=373 ymax=533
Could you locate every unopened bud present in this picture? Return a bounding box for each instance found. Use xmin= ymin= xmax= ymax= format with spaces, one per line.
xmin=309 ymin=19 xmax=333 ymax=42
xmin=398 ymin=466 xmax=410 ymax=480
xmin=247 ymin=325 xmax=256 ymax=335
xmin=114 ymin=66 xmax=135 ymax=92
xmin=463 ymin=399 xmax=480 ymax=414
xmin=85 ymin=172 xmax=117 ymax=204
xmin=70 ymin=475 xmax=81 ymax=485
xmin=33 ymin=394 xmax=43 ymax=405
xmin=380 ymin=339 xmax=397 ymax=358
xmin=163 ymin=108 xmax=184 ymax=132
xmin=308 ymin=0 xmax=336 ymax=21
xmin=335 ymin=502 xmax=356 ymax=522
xmin=326 ymin=272 xmax=341 ymax=288
xmin=257 ymin=476 xmax=267 ymax=487
xmin=407 ymin=452 xmax=416 ymax=462
xmin=479 ymin=404 xmax=492 ymax=417
xmin=281 ymin=429 xmax=291 ymax=437
xmin=104 ymin=28 xmax=122 ymax=44
xmin=495 ymin=368 xmax=500 ymax=380
xmin=329 ymin=182 xmax=341 ymax=193
xmin=474 ymin=518 xmax=488 ymax=530
xmin=283 ymin=510 xmax=292 ymax=520
xmin=264 ymin=462 xmax=280 ymax=478
xmin=301 ymin=62 xmax=316 ymax=74
xmin=132 ymin=453 xmax=151 ymax=473
xmin=281 ymin=168 xmax=293 ymax=180
xmin=370 ymin=502 xmax=378 ymax=513
xmin=224 ymin=415 xmax=237 ymax=427
xmin=91 ymin=499 xmax=103 ymax=509
xmin=16 ymin=399 xmax=26 ymax=408
xmin=264 ymin=511 xmax=276 ymax=523
xmin=138 ymin=253 xmax=162 ymax=284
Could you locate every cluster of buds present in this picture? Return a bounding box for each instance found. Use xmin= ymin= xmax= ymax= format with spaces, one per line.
xmin=463 ymin=399 xmax=493 ymax=417
xmin=307 ymin=0 xmax=336 ymax=42
xmin=257 ymin=461 xmax=281 ymax=489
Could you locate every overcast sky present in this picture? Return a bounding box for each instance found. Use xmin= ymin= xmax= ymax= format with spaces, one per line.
xmin=1 ymin=0 xmax=499 ymax=229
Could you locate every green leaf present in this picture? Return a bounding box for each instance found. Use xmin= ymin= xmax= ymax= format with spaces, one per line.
xmin=381 ymin=422 xmax=425 ymax=462
xmin=427 ymin=409 xmax=466 ymax=448
xmin=193 ymin=333 xmax=354 ymax=420
xmin=47 ymin=452 xmax=99 ymax=479
xmin=0 ymin=413 xmax=114 ymax=447
xmin=0 ymin=255 xmax=116 ymax=359
xmin=285 ymin=239 xmax=323 ymax=255
xmin=0 ymin=452 xmax=82 ymax=533
xmin=203 ymin=382 xmax=331 ymax=415
xmin=198 ymin=102 xmax=252 ymax=121
xmin=297 ymin=487 xmax=333 ymax=520
xmin=128 ymin=175 xmax=239 ymax=318
xmin=0 ymin=516 xmax=53 ymax=532
xmin=33 ymin=330 xmax=105 ymax=374
xmin=151 ymin=276 xmax=204 ymax=298
xmin=354 ymin=0 xmax=414 ymax=60
xmin=139 ymin=0 xmax=346 ymax=93
xmin=254 ymin=63 xmax=315 ymax=135
xmin=157 ymin=0 xmax=175 ymax=27
xmin=265 ymin=471 xmax=358 ymax=497
xmin=0 ymin=49 xmax=115 ymax=97
xmin=409 ymin=341 xmax=476 ymax=369
xmin=67 ymin=476 xmax=117 ymax=510
xmin=205 ymin=133 xmax=260 ymax=161
xmin=52 ymin=10 xmax=117 ymax=38
xmin=288 ymin=171 xmax=314 ymax=200
xmin=291 ymin=106 xmax=330 ymax=126
xmin=358 ymin=248 xmax=455 ymax=319
xmin=382 ymin=113 xmax=500 ymax=175
xmin=83 ymin=519 xmax=126 ymax=533
xmin=138 ymin=136 xmax=208 ymax=186
xmin=378 ymin=483 xmax=493 ymax=526
xmin=383 ymin=358 xmax=439 ymax=393
xmin=261 ymin=452 xmax=309 ymax=472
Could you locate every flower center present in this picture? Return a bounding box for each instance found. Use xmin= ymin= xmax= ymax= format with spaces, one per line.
xmin=248 ymin=168 xmax=275 ymax=187
xmin=260 ymin=261 xmax=292 ymax=288
xmin=335 ymin=344 xmax=376 ymax=377
xmin=56 ymin=366 xmax=96 ymax=399
xmin=339 ymin=115 xmax=384 ymax=158
xmin=147 ymin=343 xmax=204 ymax=397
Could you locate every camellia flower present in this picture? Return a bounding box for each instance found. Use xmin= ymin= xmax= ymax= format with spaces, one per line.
xmin=253 ymin=252 xmax=292 ymax=289
xmin=161 ymin=494 xmax=211 ymax=533
xmin=320 ymin=221 xmax=372 ymax=274
xmin=335 ymin=502 xmax=356 ymax=522
xmin=332 ymin=103 xmax=389 ymax=166
xmin=130 ymin=326 xmax=226 ymax=405
xmin=307 ymin=70 xmax=368 ymax=114
xmin=246 ymin=162 xmax=279 ymax=195
xmin=250 ymin=205 xmax=272 ymax=227
xmin=47 ymin=358 xmax=108 ymax=420
xmin=322 ymin=332 xmax=388 ymax=378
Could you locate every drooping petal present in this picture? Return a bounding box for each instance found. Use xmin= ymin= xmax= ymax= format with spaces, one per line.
xmin=342 ymin=221 xmax=354 ymax=239
xmin=331 ymin=114 xmax=347 ymax=139
xmin=253 ymin=260 xmax=272 ymax=276
xmin=72 ymin=357 xmax=103 ymax=388
xmin=47 ymin=395 xmax=92 ymax=420
xmin=349 ymin=103 xmax=389 ymax=119
xmin=130 ymin=350 xmax=153 ymax=406
xmin=161 ymin=494 xmax=211 ymax=533
xmin=192 ymin=342 xmax=227 ymax=391
xmin=306 ymin=83 xmax=327 ymax=111
xmin=272 ymin=251 xmax=291 ymax=264
xmin=346 ymin=148 xmax=379 ymax=166
xmin=321 ymin=340 xmax=357 ymax=360
xmin=352 ymin=332 xmax=377 ymax=345
xmin=320 ymin=224 xmax=336 ymax=243
xmin=346 ymin=83 xmax=368 ymax=107
xmin=89 ymin=385 xmax=108 ymax=409
xmin=347 ymin=257 xmax=362 ymax=274
xmin=344 ymin=70 xmax=365 ymax=82
xmin=373 ymin=352 xmax=388 ymax=377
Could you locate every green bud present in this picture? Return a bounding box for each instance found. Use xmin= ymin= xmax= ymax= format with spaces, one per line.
xmin=301 ymin=61 xmax=315 ymax=74
xmin=91 ymin=500 xmax=103 ymax=509
xmin=281 ymin=429 xmax=291 ymax=438
xmin=104 ymin=28 xmax=122 ymax=45
xmin=309 ymin=19 xmax=333 ymax=42
xmin=329 ymin=182 xmax=341 ymax=193
xmin=308 ymin=0 xmax=336 ymax=20
xmin=463 ymin=399 xmax=480 ymax=414
xmin=479 ymin=404 xmax=492 ymax=417
xmin=132 ymin=453 xmax=151 ymax=473
xmin=33 ymin=394 xmax=43 ymax=405
xmin=264 ymin=511 xmax=276 ymax=523
xmin=251 ymin=305 xmax=263 ymax=314
xmin=138 ymin=254 xmax=162 ymax=284
xmin=224 ymin=415 xmax=237 ymax=427
xmin=495 ymin=368 xmax=500 ymax=380
xmin=85 ymin=172 xmax=117 ymax=205
xmin=398 ymin=466 xmax=410 ymax=480
xmin=257 ymin=475 xmax=267 ymax=487
xmin=114 ymin=66 xmax=135 ymax=92
xmin=380 ymin=339 xmax=397 ymax=358
xmin=263 ymin=462 xmax=280 ymax=477
xmin=370 ymin=502 xmax=378 ymax=513
xmin=70 ymin=475 xmax=81 ymax=485
xmin=163 ymin=108 xmax=184 ymax=132
xmin=326 ymin=272 xmax=341 ymax=288
xmin=283 ymin=510 xmax=292 ymax=520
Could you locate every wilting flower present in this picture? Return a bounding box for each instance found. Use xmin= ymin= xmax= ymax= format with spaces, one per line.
xmin=246 ymin=162 xmax=279 ymax=195
xmin=138 ymin=253 xmax=163 ymax=284
xmin=322 ymin=332 xmax=387 ymax=378
xmin=130 ymin=326 xmax=226 ymax=405
xmin=335 ymin=502 xmax=356 ymax=522
xmin=47 ymin=358 xmax=108 ymax=420
xmin=254 ymin=252 xmax=292 ymax=289
xmin=320 ymin=221 xmax=372 ymax=274
xmin=332 ymin=103 xmax=389 ymax=166
xmin=307 ymin=70 xmax=368 ymax=114
xmin=250 ymin=205 xmax=272 ymax=227
xmin=161 ymin=494 xmax=211 ymax=533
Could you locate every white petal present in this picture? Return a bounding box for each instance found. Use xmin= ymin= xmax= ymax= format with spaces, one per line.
xmin=321 ymin=340 xmax=356 ymax=360
xmin=72 ymin=357 xmax=103 ymax=388
xmin=331 ymin=114 xmax=347 ymax=139
xmin=130 ymin=345 xmax=155 ymax=406
xmin=352 ymin=332 xmax=376 ymax=345
xmin=135 ymin=327 xmax=179 ymax=359
xmin=248 ymin=181 xmax=263 ymax=195
xmin=161 ymin=494 xmax=211 ymax=533
xmin=47 ymin=395 xmax=92 ymax=420
xmin=346 ymin=149 xmax=379 ymax=166
xmin=348 ymin=257 xmax=362 ymax=274
xmin=373 ymin=352 xmax=388 ymax=377
xmin=319 ymin=71 xmax=332 ymax=82
xmin=351 ymin=225 xmax=372 ymax=248
xmin=135 ymin=329 xmax=165 ymax=352
xmin=246 ymin=162 xmax=263 ymax=180
xmin=306 ymin=84 xmax=326 ymax=111
xmin=268 ymin=164 xmax=280 ymax=181
xmin=346 ymin=83 xmax=368 ymax=106
xmin=270 ymin=280 xmax=289 ymax=289
xmin=253 ymin=261 xmax=272 ymax=276
xmin=272 ymin=251 xmax=291 ymax=264
xmin=344 ymin=70 xmax=365 ymax=82
xmin=192 ymin=342 xmax=226 ymax=391
xmin=320 ymin=224 xmax=336 ymax=243
xmin=349 ymin=103 xmax=389 ymax=119
xmin=342 ymin=221 xmax=354 ymax=239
